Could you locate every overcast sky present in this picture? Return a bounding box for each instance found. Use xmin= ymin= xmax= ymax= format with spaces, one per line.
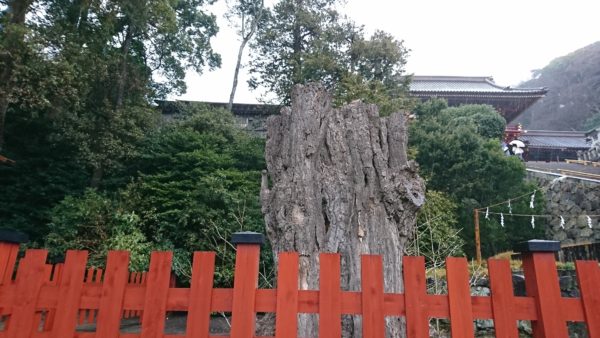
xmin=176 ymin=0 xmax=600 ymax=104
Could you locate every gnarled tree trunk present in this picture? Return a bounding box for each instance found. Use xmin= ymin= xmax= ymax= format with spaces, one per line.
xmin=261 ymin=83 xmax=425 ymax=337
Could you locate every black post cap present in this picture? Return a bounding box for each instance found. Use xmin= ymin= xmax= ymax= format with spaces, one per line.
xmin=513 ymin=239 xmax=560 ymax=253
xmin=0 ymin=229 xmax=29 ymax=244
xmin=231 ymin=231 xmax=264 ymax=245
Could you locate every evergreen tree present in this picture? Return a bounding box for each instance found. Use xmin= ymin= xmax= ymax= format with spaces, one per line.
xmin=35 ymin=0 xmax=220 ymax=186
xmin=248 ymin=0 xmax=345 ymax=102
xmin=248 ymin=0 xmax=412 ymax=111
xmin=409 ymin=100 xmax=545 ymax=256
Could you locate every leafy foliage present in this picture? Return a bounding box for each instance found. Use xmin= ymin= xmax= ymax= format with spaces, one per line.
xmin=249 ymin=1 xmax=412 ymax=112
xmin=1 ymin=0 xmax=224 ymax=251
xmin=410 ymin=100 xmax=545 ymax=257
xmin=409 ymin=190 xmax=465 ymax=265
xmin=41 ymin=105 xmax=269 ymax=285
xmin=46 ymin=189 xmax=152 ymax=271
xmin=471 ymin=183 xmax=546 ymax=257
xmin=248 ymin=0 xmax=346 ymax=102
xmin=335 ymin=31 xmax=415 ymax=115
xmin=0 ymin=0 xmax=222 ymax=188
xmin=126 ymin=105 xmax=268 ymax=285
xmin=0 ymin=114 xmax=89 ymax=242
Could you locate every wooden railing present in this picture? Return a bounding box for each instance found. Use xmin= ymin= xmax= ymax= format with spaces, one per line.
xmin=0 ymin=231 xmax=599 ymax=337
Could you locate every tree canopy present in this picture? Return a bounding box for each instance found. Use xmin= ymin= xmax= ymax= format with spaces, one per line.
xmin=44 ymin=104 xmax=269 ymax=283
xmin=248 ymin=0 xmax=413 ymax=113
xmin=1 ymin=0 xmax=221 ymax=187
xmin=409 ymin=100 xmax=545 ymax=256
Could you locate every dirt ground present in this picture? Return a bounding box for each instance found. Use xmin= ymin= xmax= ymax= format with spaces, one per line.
xmin=77 ymin=313 xmax=232 ymax=335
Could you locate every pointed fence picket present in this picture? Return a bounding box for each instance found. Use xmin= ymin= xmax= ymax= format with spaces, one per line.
xmin=0 ymin=233 xmax=598 ymax=337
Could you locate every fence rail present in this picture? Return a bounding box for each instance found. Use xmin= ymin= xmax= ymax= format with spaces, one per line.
xmin=557 ymin=241 xmax=600 ymax=262
xmin=0 ymin=234 xmax=599 ymax=337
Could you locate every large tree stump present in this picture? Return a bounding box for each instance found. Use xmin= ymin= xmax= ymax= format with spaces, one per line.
xmin=261 ymin=83 xmax=425 ymax=337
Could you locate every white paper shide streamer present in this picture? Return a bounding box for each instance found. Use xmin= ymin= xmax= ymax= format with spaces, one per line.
xmin=530 ymin=191 xmax=536 ymax=209
xmin=500 ymin=213 xmax=504 ymax=227
xmin=588 ymin=216 xmax=593 ymax=229
xmin=531 ymin=215 xmax=535 ymax=229
xmin=560 ymin=216 xmax=565 ymax=229
xmin=485 ymin=207 xmax=489 ymax=220
xmin=508 ymin=199 xmax=512 ymax=214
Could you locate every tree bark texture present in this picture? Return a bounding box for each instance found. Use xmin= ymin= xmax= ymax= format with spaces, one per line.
xmin=261 ymin=83 xmax=425 ymax=337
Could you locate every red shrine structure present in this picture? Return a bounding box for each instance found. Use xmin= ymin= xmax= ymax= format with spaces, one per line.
xmin=410 ymin=76 xmax=592 ymax=161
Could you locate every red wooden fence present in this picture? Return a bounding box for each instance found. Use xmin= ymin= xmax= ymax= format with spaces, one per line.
xmin=78 ymin=269 xmax=150 ymax=325
xmin=0 ymin=234 xmax=599 ymax=337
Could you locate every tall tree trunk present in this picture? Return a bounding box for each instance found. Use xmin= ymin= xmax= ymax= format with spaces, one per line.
xmin=228 ymin=25 xmax=251 ymax=111
xmin=115 ymin=25 xmax=133 ymax=111
xmin=90 ymin=24 xmax=132 ymax=187
xmin=0 ymin=0 xmax=34 ymax=151
xmin=291 ymin=0 xmax=303 ymax=84
xmin=261 ymin=83 xmax=425 ymax=337
xmin=228 ymin=2 xmax=263 ymax=111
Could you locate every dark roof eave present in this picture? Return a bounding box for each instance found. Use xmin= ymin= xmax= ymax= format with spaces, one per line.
xmin=527 ymin=145 xmax=590 ymax=150
xmin=410 ymin=91 xmax=547 ymax=97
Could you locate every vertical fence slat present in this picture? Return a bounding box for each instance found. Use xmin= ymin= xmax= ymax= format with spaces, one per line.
xmin=230 ymin=244 xmax=261 ymax=338
xmin=275 ymin=252 xmax=299 ymax=338
xmin=90 ymin=268 xmax=102 ymax=323
xmin=575 ymin=260 xmax=600 ymax=337
xmin=186 ymin=251 xmax=215 ymax=338
xmin=361 ymin=255 xmax=385 ymax=338
xmin=0 ymin=242 xmax=19 ymax=328
xmin=403 ymin=256 xmax=429 ymax=338
xmin=51 ymin=250 xmax=88 ymax=338
xmin=488 ymin=259 xmax=519 ymax=338
xmin=446 ymin=257 xmax=474 ymax=338
xmin=319 ymin=253 xmax=341 ymax=338
xmin=522 ymin=252 xmax=568 ymax=337
xmin=6 ymin=250 xmax=48 ymax=338
xmin=43 ymin=264 xmax=63 ymax=331
xmin=79 ymin=268 xmax=94 ymax=325
xmin=96 ymin=251 xmax=130 ymax=337
xmin=138 ymin=272 xmax=147 ymax=320
xmin=140 ymin=251 xmax=173 ymax=338
xmin=34 ymin=264 xmax=54 ymax=329
xmin=123 ymin=272 xmax=135 ymax=319
xmin=0 ymin=242 xmax=19 ymax=284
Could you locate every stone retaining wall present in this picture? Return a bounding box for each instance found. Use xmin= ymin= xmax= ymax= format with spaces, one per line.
xmin=526 ymin=169 xmax=600 ymax=245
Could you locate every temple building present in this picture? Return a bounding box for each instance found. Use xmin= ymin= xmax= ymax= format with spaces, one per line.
xmin=160 ymin=75 xmax=549 ymax=134
xmin=409 ymin=76 xmax=548 ymax=123
xmin=159 ymin=76 xmax=597 ymax=165
xmin=518 ymin=130 xmax=590 ymax=161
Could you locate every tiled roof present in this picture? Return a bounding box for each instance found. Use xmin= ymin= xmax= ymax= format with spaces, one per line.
xmin=409 ymin=76 xmax=547 ymax=96
xmin=519 ymin=130 xmax=591 ymax=149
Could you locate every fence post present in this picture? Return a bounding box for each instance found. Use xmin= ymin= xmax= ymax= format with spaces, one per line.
xmin=230 ymin=231 xmax=263 ymax=338
xmin=0 ymin=229 xmax=28 ymax=284
xmin=516 ymin=239 xmax=567 ymax=338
